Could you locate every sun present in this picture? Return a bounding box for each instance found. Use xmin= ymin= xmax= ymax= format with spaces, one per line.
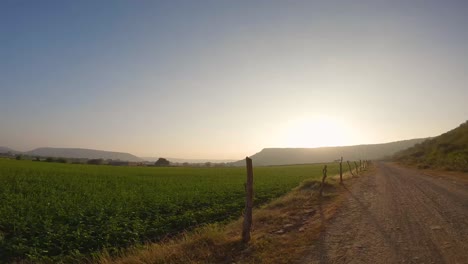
xmin=283 ymin=116 xmax=349 ymax=148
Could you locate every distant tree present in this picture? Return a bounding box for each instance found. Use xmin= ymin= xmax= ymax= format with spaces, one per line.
xmin=35 ymin=157 xmax=40 ymax=161
xmin=56 ymin=158 xmax=68 ymax=163
xmin=182 ymin=162 xmax=189 ymax=167
xmin=205 ymin=162 xmax=212 ymax=167
xmin=46 ymin=157 xmax=55 ymax=162
xmin=87 ymin=159 xmax=103 ymax=165
xmin=15 ymin=155 xmax=22 ymax=160
xmin=154 ymin=158 xmax=170 ymax=167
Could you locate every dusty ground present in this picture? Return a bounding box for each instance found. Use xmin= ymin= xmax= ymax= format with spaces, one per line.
xmin=301 ymin=162 xmax=468 ymax=264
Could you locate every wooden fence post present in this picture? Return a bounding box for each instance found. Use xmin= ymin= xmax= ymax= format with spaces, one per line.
xmin=347 ymin=161 xmax=355 ymax=177
xmin=320 ymin=165 xmax=328 ymax=196
xmin=354 ymin=161 xmax=359 ymax=175
xmin=339 ymin=157 xmax=343 ymax=184
xmin=242 ymin=157 xmax=254 ymax=243
xmin=360 ymin=160 xmax=362 ymax=171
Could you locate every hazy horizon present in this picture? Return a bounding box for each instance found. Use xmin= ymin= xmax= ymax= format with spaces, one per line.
xmin=2 ymin=1 xmax=467 ymax=159
xmin=0 ymin=134 xmax=448 ymax=160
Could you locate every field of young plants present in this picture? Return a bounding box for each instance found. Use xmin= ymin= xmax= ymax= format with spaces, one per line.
xmin=0 ymin=159 xmax=342 ymax=262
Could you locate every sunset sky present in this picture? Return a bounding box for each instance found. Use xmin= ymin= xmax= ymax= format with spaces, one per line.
xmin=1 ymin=0 xmax=467 ymax=159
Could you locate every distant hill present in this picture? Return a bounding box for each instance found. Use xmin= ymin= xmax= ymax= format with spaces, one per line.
xmin=0 ymin=146 xmax=20 ymax=154
xmin=394 ymin=121 xmax=468 ymax=171
xmin=25 ymin=147 xmax=143 ymax=162
xmin=231 ymin=138 xmax=427 ymax=166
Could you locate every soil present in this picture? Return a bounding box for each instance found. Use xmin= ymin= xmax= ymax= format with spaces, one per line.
xmin=301 ymin=162 xmax=468 ymax=264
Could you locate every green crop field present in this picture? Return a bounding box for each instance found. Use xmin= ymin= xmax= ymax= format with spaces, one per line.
xmin=0 ymin=159 xmax=342 ymax=262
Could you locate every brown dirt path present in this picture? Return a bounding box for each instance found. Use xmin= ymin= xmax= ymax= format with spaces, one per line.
xmin=301 ymin=162 xmax=468 ymax=264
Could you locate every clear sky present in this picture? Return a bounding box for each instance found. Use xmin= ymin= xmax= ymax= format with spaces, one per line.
xmin=1 ymin=0 xmax=467 ymax=159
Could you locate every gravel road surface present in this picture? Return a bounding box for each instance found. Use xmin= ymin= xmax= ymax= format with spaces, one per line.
xmin=302 ymin=162 xmax=468 ymax=264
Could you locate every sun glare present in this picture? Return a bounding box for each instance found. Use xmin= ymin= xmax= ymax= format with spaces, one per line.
xmin=283 ymin=117 xmax=350 ymax=148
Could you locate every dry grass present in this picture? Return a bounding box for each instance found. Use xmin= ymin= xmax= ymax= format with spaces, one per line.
xmin=98 ymin=167 xmax=372 ymax=264
xmin=98 ymin=224 xmax=241 ymax=264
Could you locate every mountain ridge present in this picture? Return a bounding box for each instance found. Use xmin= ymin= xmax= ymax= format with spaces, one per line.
xmin=232 ymin=138 xmax=427 ymax=166
xmin=0 ymin=147 xmax=143 ymax=162
xmin=0 ymin=146 xmax=20 ymax=154
xmin=26 ymin=147 xmax=143 ymax=162
xmin=1 ymin=138 xmax=428 ymax=165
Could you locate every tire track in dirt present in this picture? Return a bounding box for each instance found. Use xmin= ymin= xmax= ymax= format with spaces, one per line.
xmin=301 ymin=162 xmax=468 ymax=264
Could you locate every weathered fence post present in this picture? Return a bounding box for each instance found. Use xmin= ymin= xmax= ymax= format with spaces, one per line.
xmin=347 ymin=161 xmax=355 ymax=177
xmin=339 ymin=157 xmax=343 ymax=184
xmin=354 ymin=161 xmax=359 ymax=175
xmin=242 ymin=157 xmax=254 ymax=243
xmin=320 ymin=165 xmax=328 ymax=196
xmin=360 ymin=160 xmax=362 ymax=171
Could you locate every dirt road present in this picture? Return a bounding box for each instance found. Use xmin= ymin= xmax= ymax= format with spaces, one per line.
xmin=302 ymin=162 xmax=468 ymax=264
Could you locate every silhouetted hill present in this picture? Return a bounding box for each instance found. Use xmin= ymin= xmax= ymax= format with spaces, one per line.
xmin=26 ymin=147 xmax=143 ymax=162
xmin=394 ymin=121 xmax=468 ymax=171
xmin=0 ymin=146 xmax=20 ymax=154
xmin=232 ymin=138 xmax=427 ymax=166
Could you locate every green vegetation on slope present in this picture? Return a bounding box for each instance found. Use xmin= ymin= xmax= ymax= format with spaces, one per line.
xmin=394 ymin=121 xmax=468 ymax=171
xmin=0 ymin=159 xmax=345 ymax=262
